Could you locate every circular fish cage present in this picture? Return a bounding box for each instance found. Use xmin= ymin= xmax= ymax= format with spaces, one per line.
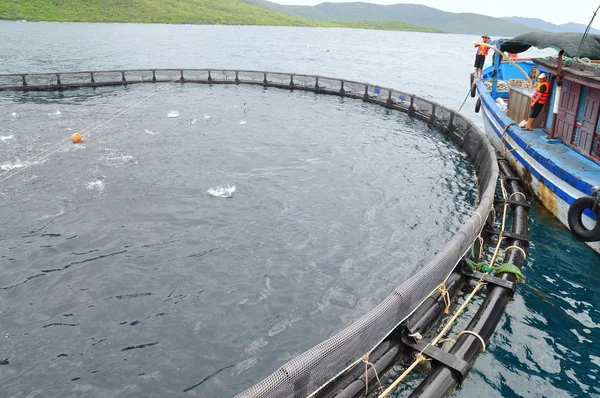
xmin=0 ymin=69 xmax=529 ymax=398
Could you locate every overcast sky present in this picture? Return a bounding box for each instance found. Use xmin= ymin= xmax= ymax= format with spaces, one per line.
xmin=270 ymin=0 xmax=600 ymax=27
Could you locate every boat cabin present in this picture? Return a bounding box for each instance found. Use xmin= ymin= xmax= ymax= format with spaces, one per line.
xmin=486 ymin=32 xmax=600 ymax=162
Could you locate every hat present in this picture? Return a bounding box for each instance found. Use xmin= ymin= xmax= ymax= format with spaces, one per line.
xmin=482 ymin=35 xmax=490 ymax=39
xmin=538 ymin=73 xmax=547 ymax=79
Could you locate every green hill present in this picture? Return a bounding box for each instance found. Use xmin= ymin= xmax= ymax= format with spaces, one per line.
xmin=0 ymin=0 xmax=322 ymax=25
xmin=243 ymin=1 xmax=537 ymax=36
xmin=0 ymin=0 xmax=440 ymax=32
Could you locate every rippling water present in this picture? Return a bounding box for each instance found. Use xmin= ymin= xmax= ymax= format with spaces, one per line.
xmin=0 ymin=21 xmax=598 ymax=398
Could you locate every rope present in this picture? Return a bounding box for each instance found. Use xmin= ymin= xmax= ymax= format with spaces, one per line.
xmin=499 ymin=122 xmax=518 ymax=157
xmin=0 ymin=78 xmax=177 ymax=184
xmin=438 ymin=282 xmax=451 ymax=314
xmin=362 ymin=354 xmax=383 ymax=395
xmin=408 ymin=332 xmax=423 ymax=340
xmin=576 ymin=5 xmax=600 ymax=59
xmin=495 ymin=263 xmax=525 ymax=283
xmin=505 ymin=245 xmax=526 ymax=260
xmin=377 ymin=353 xmax=430 ymax=398
xmin=437 ymin=330 xmax=486 ymax=352
xmin=509 ymin=191 xmax=526 ymax=201
xmin=457 ymin=330 xmax=486 ymax=352
xmin=457 ymin=86 xmax=473 ymax=113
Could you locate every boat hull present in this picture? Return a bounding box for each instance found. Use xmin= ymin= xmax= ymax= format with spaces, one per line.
xmin=478 ymin=90 xmax=600 ymax=255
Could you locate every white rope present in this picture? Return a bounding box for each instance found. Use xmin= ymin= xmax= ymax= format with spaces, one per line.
xmin=0 ymin=79 xmax=176 ymax=184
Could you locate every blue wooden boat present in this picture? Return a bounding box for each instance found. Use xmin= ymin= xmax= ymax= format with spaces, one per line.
xmin=474 ymin=32 xmax=600 ymax=254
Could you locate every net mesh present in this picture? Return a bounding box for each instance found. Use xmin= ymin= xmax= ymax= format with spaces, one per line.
xmin=0 ymin=70 xmax=498 ymax=398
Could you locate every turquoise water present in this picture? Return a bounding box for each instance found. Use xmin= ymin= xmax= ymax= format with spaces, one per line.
xmin=0 ymin=21 xmax=599 ymax=397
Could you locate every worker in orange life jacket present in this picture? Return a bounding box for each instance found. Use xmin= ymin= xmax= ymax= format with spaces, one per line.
xmin=473 ymin=35 xmax=491 ymax=80
xmin=523 ymin=73 xmax=550 ymax=131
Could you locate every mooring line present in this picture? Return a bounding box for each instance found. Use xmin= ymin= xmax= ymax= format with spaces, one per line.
xmin=0 ymin=79 xmax=177 ymax=184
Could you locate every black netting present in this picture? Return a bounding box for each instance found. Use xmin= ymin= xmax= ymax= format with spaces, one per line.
xmin=500 ymin=32 xmax=600 ymax=59
xmin=210 ymin=70 xmax=237 ymax=81
xmin=182 ymin=70 xmax=211 ymax=81
xmin=412 ymin=97 xmax=434 ymax=117
xmin=344 ymin=81 xmax=367 ymax=95
xmin=0 ymin=75 xmax=25 ymax=88
xmin=56 ymin=72 xmax=92 ymax=85
xmin=317 ymin=77 xmax=343 ymax=92
xmin=24 ymin=73 xmax=58 ymax=87
xmin=293 ymin=74 xmax=318 ymax=89
xmin=267 ymin=72 xmax=292 ymax=85
xmin=238 ymin=71 xmax=266 ymax=83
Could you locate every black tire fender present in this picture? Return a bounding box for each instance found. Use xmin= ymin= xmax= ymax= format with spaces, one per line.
xmin=567 ymin=196 xmax=600 ymax=242
xmin=475 ymin=97 xmax=481 ymax=113
xmin=470 ymin=82 xmax=477 ymax=98
xmin=470 ymin=72 xmax=474 ymax=86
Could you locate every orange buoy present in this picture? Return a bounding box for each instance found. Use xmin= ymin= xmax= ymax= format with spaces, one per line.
xmin=71 ymin=133 xmax=82 ymax=143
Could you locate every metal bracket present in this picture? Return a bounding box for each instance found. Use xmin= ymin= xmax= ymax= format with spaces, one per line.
xmin=400 ymin=333 xmax=470 ymax=384
xmin=461 ymin=267 xmax=516 ymax=295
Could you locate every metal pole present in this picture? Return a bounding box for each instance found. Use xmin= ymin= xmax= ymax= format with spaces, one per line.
xmin=549 ymin=50 xmax=564 ymax=139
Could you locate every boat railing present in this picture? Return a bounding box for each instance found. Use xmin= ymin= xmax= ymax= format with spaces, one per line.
xmin=0 ymin=68 xmax=499 ymax=398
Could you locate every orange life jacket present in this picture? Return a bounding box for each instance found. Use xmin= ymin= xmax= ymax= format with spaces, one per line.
xmin=533 ymin=81 xmax=550 ymax=104
xmin=477 ymin=45 xmax=489 ymax=56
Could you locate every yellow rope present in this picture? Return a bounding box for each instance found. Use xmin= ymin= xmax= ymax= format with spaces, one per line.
xmin=476 ymin=235 xmax=484 ymax=259
xmin=509 ymin=191 xmax=526 ymax=201
xmin=363 ymin=354 xmax=383 ymax=395
xmin=439 ymin=282 xmax=451 ymax=314
xmin=505 ymin=245 xmax=526 ymax=260
xmin=436 ymin=330 xmax=486 ymax=352
xmin=377 ymin=354 xmax=430 ymax=398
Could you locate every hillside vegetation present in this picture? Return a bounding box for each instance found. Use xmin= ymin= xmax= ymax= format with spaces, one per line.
xmin=0 ymin=0 xmax=440 ymax=32
xmin=243 ymin=0 xmax=537 ymax=36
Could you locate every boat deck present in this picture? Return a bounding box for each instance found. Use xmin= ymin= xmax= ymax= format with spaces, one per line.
xmin=513 ymin=126 xmax=600 ymax=190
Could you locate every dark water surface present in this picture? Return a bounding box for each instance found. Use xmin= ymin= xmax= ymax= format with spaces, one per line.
xmin=0 ymin=22 xmax=599 ymax=398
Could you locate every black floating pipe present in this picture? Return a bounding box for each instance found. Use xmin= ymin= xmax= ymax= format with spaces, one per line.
xmin=407 ymin=272 xmax=465 ymax=335
xmin=318 ymin=341 xmax=401 ymax=398
xmin=409 ymin=160 xmax=528 ymax=398
xmin=320 ymin=272 xmax=466 ymax=398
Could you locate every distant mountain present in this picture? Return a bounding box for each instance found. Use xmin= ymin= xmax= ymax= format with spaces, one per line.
xmin=502 ymin=17 xmax=600 ymax=34
xmin=0 ymin=0 xmax=440 ymax=32
xmin=243 ymin=1 xmax=537 ymax=35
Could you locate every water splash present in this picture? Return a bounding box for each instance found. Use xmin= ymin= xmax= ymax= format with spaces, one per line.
xmin=1 ymin=160 xmax=25 ymax=171
xmin=190 ymin=119 xmax=197 ymax=125
xmin=203 ymin=114 xmax=211 ymax=120
xmin=48 ymin=109 xmax=61 ymax=116
xmin=167 ymin=110 xmax=179 ymax=118
xmin=10 ymin=112 xmax=18 ymax=118
xmin=144 ymin=129 xmax=158 ymax=135
xmin=0 ymin=134 xmax=14 ymax=142
xmin=87 ymin=177 xmax=106 ymax=191
xmin=207 ymin=185 xmax=236 ymax=198
xmin=240 ymin=120 xmax=247 ymax=125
